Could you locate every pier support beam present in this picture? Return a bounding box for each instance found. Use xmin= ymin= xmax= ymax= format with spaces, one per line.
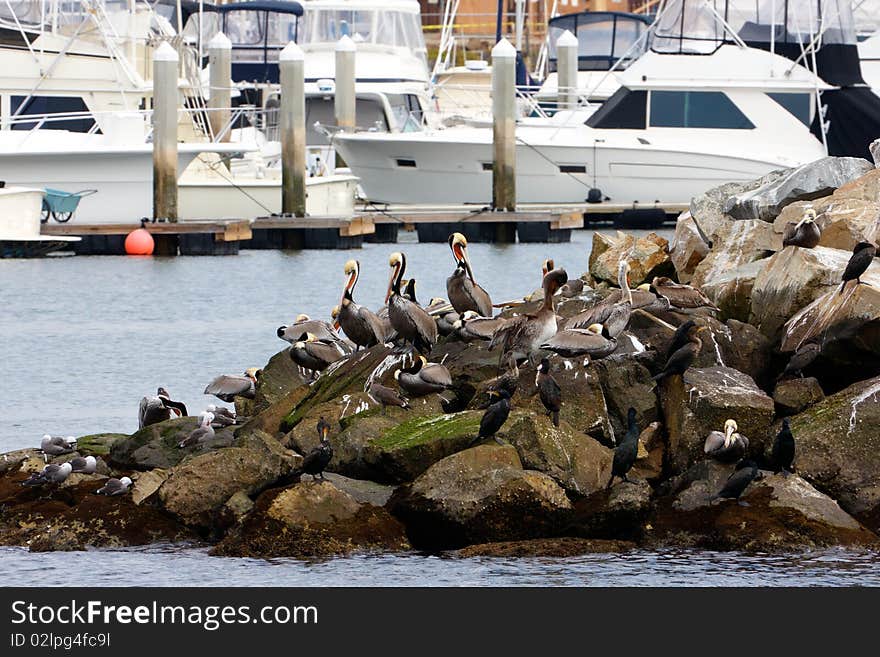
xmin=335 ymin=35 xmax=356 ymax=131
xmin=153 ymin=41 xmax=179 ymax=223
xmin=208 ymin=32 xmax=232 ymax=143
xmin=280 ymin=41 xmax=307 ymax=217
xmin=492 ymin=38 xmax=516 ymax=212
xmin=556 ymin=30 xmax=578 ymax=111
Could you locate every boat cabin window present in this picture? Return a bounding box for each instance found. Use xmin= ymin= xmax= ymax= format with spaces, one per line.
xmin=585 ymin=88 xmax=647 ymax=129
xmin=305 ymin=96 xmax=389 ymax=145
xmin=649 ymin=91 xmax=755 ymax=129
xmin=385 ymin=93 xmax=424 ymax=131
xmin=9 ymin=95 xmax=95 ymax=133
xmin=767 ymin=92 xmax=811 ymax=127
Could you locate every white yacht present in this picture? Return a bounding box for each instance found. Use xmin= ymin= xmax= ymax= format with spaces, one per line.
xmin=333 ymin=0 xmax=879 ymax=207
xmin=855 ymin=0 xmax=880 ymax=92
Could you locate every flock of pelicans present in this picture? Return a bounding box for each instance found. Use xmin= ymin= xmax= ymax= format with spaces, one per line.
xmin=19 ymin=225 xmax=876 ymax=505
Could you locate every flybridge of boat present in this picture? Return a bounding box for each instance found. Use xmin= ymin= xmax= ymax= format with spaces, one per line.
xmin=547 ymin=11 xmax=653 ymax=73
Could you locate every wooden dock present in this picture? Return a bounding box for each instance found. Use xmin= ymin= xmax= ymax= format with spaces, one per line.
xmin=38 ymin=202 xmax=680 ymax=255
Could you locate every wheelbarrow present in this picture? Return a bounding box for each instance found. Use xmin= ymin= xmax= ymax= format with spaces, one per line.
xmin=40 ymin=188 xmax=97 ymax=223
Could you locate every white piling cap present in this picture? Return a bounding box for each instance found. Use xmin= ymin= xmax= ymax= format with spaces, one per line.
xmin=154 ymin=41 xmax=179 ymax=62
xmin=280 ymin=41 xmax=305 ymax=62
xmin=556 ymin=30 xmax=578 ymax=48
xmin=336 ymin=35 xmax=356 ymax=52
xmin=491 ymin=38 xmax=516 ymax=59
xmin=208 ymin=32 xmax=232 ymax=50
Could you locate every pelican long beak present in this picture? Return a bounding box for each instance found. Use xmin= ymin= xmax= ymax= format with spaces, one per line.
xmin=385 ymin=263 xmax=398 ymax=303
xmin=724 ymin=423 xmax=734 ymax=448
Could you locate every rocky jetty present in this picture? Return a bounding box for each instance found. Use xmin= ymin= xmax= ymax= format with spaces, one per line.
xmin=3 ymin=156 xmax=880 ymax=558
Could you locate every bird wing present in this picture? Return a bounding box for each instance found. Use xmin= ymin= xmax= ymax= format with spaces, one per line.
xmin=542 ymin=329 xmax=611 ymax=355
xmin=421 ymin=364 xmax=453 ymax=387
xmin=204 ymin=375 xmax=251 ymax=397
xmin=564 ymin=301 xmax=613 ymax=330
xmin=656 ymin=281 xmax=718 ymax=310
xmin=782 ymin=222 xmax=798 ymax=245
xmin=138 ymin=396 xmax=150 ymax=428
xmin=357 ymin=306 xmax=388 ymax=344
xmin=489 ymin=315 xmax=528 ymax=351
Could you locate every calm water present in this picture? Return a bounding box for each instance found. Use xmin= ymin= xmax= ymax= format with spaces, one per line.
xmin=2 ymin=227 xmax=878 ymax=587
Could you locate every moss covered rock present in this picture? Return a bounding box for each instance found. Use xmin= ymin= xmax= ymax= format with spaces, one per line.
xmin=75 ymin=433 xmax=128 ymax=457
xmin=252 ymin=346 xmax=308 ymax=412
xmin=109 ymin=417 xmax=235 ymax=470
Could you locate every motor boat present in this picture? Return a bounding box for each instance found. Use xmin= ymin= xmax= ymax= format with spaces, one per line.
xmin=0 ymin=184 xmax=79 ymax=257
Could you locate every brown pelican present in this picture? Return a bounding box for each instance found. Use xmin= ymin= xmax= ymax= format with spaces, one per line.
xmin=703 ymin=419 xmax=749 ymax=463
xmin=70 ymin=455 xmax=97 ymax=474
xmin=387 ymin=252 xmax=438 ymax=354
xmin=559 ymin=278 xmax=587 ymax=298
xmin=289 ymin=333 xmax=348 ymax=373
xmin=20 ymin=462 xmax=72 ymax=487
xmin=368 ymin=382 xmax=411 ymax=414
xmin=204 ymin=368 xmax=260 ymax=402
xmin=535 ymin=358 xmax=561 ymax=427
xmin=489 ymin=268 xmax=568 ymax=362
xmin=783 ymin=208 xmax=821 ymax=248
xmin=205 ymin=404 xmax=236 ymax=427
xmin=541 ymin=323 xmax=617 ymax=360
xmin=138 ymin=387 xmax=188 ymax=429
xmin=564 ymin=261 xmax=633 ymax=337
xmin=394 ymin=356 xmax=453 ymax=397
xmin=446 ymin=233 xmax=493 ymax=316
xmin=39 ymin=435 xmax=76 ymax=456
xmin=338 ymin=260 xmax=386 ymax=350
xmin=96 ymin=476 xmax=133 ymax=496
xmin=839 ymin=241 xmax=877 ymax=293
xmin=277 ymin=314 xmax=346 ymax=345
xmin=652 ymin=325 xmax=707 ymax=381
xmin=453 ymin=310 xmax=507 ymax=341
xmin=651 ymin=277 xmax=719 ymax=312
xmin=781 ymin=342 xmax=821 ymax=379
xmin=485 ymin=353 xmax=520 ymax=400
xmin=179 ymin=412 xmax=215 ymax=448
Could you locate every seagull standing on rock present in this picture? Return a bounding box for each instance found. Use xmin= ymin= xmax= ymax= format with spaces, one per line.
xmin=96 ymin=477 xmax=133 ymax=496
xmin=20 ymin=462 xmax=73 ymax=487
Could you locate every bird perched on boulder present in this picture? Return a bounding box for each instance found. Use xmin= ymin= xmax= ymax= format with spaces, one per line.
xmin=780 ymin=342 xmax=821 ymax=379
xmin=607 ymin=408 xmax=639 ymax=488
xmin=839 ymin=241 xmax=877 ymax=294
xmin=39 ymin=435 xmax=76 ymax=456
xmin=703 ymin=419 xmax=749 ymax=463
xmin=771 ymin=418 xmax=796 ymax=476
xmin=20 ymin=462 xmax=72 ymax=487
xmin=368 ymin=382 xmax=410 ymax=414
xmin=664 ymin=320 xmax=696 ymax=360
xmin=178 ymin=412 xmax=215 ymax=448
xmin=712 ymin=460 xmax=759 ymax=505
xmin=387 ymin=252 xmax=438 ymax=354
xmin=394 ymin=356 xmax=453 ymax=397
xmin=541 ymin=323 xmax=617 ymax=360
xmin=535 ymin=358 xmax=561 ymax=427
xmin=205 ymin=404 xmax=236 ymax=427
xmin=337 ymin=260 xmax=387 ymax=350
xmin=454 ymin=311 xmax=507 ymax=341
xmin=484 ymin=353 xmax=520 ymax=401
xmin=96 ymin=477 xmax=133 ymax=496
xmin=293 ymin=418 xmax=333 ymax=482
xmin=472 ymin=388 xmax=512 ymax=446
xmin=277 ymin=314 xmax=346 ymax=344
xmin=652 ymin=325 xmax=707 ymax=381
xmin=204 ymin=369 xmax=260 ymax=402
xmin=650 ymin=277 xmax=718 ymax=312
xmin=70 ymin=455 xmax=97 ymax=474
xmin=447 ymin=232 xmax=493 ymax=317
xmin=783 ymin=208 xmax=821 ymax=248
xmin=138 ymin=387 xmax=188 ymax=428
xmin=289 ymin=333 xmax=349 ymax=374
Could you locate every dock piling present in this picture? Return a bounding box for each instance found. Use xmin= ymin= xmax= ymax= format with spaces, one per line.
xmin=556 ymin=30 xmax=578 ymax=111
xmin=153 ymin=41 xmax=179 ymax=223
xmin=208 ymin=32 xmax=232 ymax=143
xmin=492 ymin=38 xmax=516 ymax=212
xmin=335 ymin=36 xmax=356 ymax=130
xmin=280 ymin=41 xmax=306 ymax=217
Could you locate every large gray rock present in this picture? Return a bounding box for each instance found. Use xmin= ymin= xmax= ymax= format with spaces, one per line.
xmin=651 ymin=462 xmax=878 ymax=551
xmin=689 ymin=169 xmax=790 ymax=238
xmin=659 ymin=366 xmax=775 ymax=475
xmin=773 ymin=377 xmax=824 ymax=415
xmin=390 ymin=444 xmax=573 ymax=549
xmin=871 ymin=139 xmax=880 ymax=167
xmin=669 ymin=211 xmax=711 ymax=284
xmin=157 ymin=431 xmax=299 ymax=531
xmin=569 ymin=479 xmax=653 ymax=541
xmin=504 ymin=412 xmax=612 ymax=495
xmin=724 ymin=156 xmax=874 ymax=221
xmin=110 ymin=416 xmax=235 ymax=470
xmin=789 ymin=376 xmax=880 ymax=531
xmin=211 ymin=480 xmax=409 ymax=558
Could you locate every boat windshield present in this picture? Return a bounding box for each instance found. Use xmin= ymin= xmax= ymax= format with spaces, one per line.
xmin=548 ymin=12 xmax=651 ymax=71
xmin=653 ymin=0 xmax=857 ymax=54
xmin=0 ymin=0 xmax=132 ymax=31
xmin=300 ymin=8 xmax=426 ymax=52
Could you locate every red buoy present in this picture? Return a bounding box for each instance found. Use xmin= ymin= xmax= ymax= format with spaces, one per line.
xmin=125 ymin=228 xmax=154 ymax=256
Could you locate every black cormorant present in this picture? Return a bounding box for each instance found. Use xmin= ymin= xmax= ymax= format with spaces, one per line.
xmin=713 ymin=460 xmax=759 ymax=504
xmin=472 ymin=389 xmax=512 ymax=445
xmin=607 ymin=408 xmax=639 ymax=488
xmin=839 ymin=241 xmax=876 ymax=293
xmin=535 ymin=358 xmax=561 ymax=427
xmin=772 ymin=418 xmax=795 ymax=476
xmin=652 ymin=325 xmax=707 ymax=381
